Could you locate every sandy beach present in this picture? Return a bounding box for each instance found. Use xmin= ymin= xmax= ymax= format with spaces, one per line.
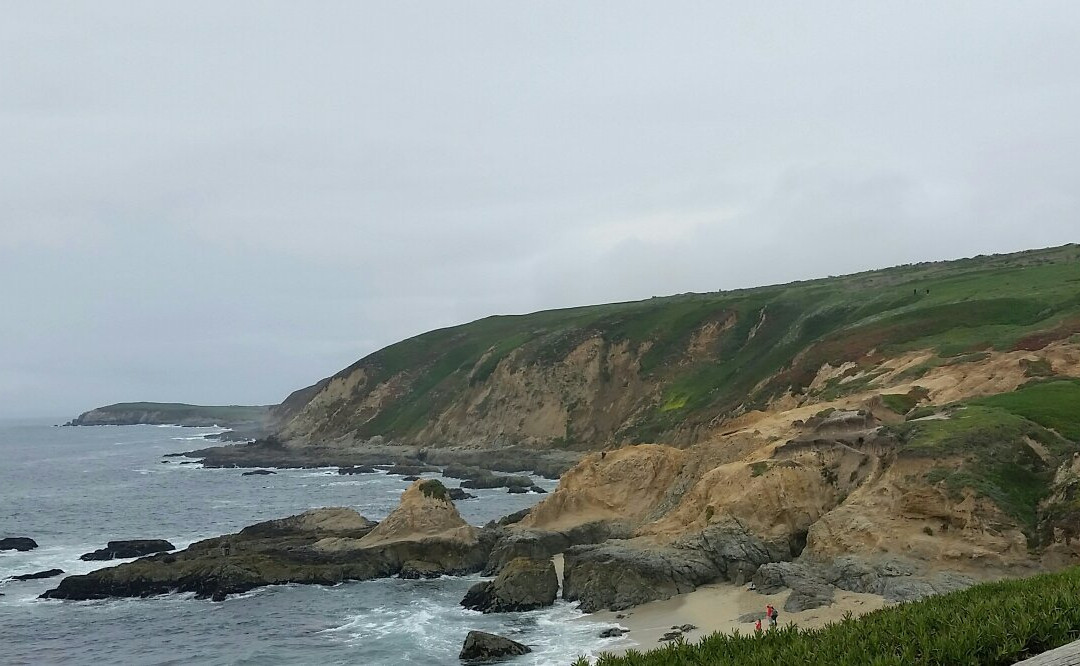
xmin=583 ymin=582 xmax=889 ymax=653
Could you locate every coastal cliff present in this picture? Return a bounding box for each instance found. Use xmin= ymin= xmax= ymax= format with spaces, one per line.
xmin=268 ymin=244 xmax=1080 ymax=454
xmin=186 ymin=244 xmax=1080 ymax=614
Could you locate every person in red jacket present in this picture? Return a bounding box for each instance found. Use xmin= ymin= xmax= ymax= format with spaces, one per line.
xmin=766 ymin=604 xmax=778 ymax=627
xmin=754 ymin=618 xmax=763 ymax=633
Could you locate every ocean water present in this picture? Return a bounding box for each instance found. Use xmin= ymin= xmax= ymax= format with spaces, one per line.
xmin=0 ymin=419 xmax=623 ymax=665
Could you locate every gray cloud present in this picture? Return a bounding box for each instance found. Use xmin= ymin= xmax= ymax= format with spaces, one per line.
xmin=2 ymin=2 xmax=1078 ymax=417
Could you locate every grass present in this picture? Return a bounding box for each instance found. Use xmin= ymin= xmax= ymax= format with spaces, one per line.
xmin=417 ymin=479 xmax=449 ymax=501
xmin=886 ymin=400 xmax=1080 ymax=532
xmin=575 ymin=566 xmax=1080 ymax=666
xmin=974 ymin=379 xmax=1080 ymax=441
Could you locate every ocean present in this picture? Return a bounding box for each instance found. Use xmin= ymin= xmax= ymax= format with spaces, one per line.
xmin=0 ymin=419 xmax=623 ymax=665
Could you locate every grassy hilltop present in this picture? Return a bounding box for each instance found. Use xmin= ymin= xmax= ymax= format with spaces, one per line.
xmin=274 ymin=244 xmax=1080 ymax=449
xmin=68 ymin=402 xmax=270 ymax=428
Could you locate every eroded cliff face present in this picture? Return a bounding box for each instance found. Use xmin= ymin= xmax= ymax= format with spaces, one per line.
xmin=278 ymin=335 xmax=663 ymax=448
xmin=513 ymin=340 xmax=1080 ymax=585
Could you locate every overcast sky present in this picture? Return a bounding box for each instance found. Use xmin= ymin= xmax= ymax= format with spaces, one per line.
xmin=2 ymin=2 xmax=1078 ymax=418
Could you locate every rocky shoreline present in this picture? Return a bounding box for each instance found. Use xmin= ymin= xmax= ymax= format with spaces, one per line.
xmin=182 ymin=439 xmax=580 ymax=480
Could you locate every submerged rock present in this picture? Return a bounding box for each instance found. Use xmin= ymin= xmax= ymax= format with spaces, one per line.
xmin=80 ymin=540 xmax=176 ymax=561
xmin=458 ymin=631 xmax=531 ymax=662
xmin=9 ymin=569 xmax=64 ymax=581
xmin=599 ymin=627 xmax=629 ymax=638
xmin=337 ymin=466 xmax=377 ymax=475
xmin=0 ymin=537 xmax=38 ymax=552
xmin=241 ymin=469 xmax=276 ymax=476
xmin=461 ymin=557 xmax=558 ymax=613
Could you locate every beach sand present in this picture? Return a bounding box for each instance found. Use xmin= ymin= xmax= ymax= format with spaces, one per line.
xmin=582 ymin=582 xmax=889 ymax=653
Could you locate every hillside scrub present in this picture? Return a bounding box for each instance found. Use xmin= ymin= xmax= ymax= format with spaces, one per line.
xmin=888 ymin=403 xmax=1078 ymax=532
xmin=576 ymin=566 xmax=1080 ymax=666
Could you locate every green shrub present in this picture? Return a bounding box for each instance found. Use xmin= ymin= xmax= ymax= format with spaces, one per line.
xmin=575 ymin=566 xmax=1080 ymax=666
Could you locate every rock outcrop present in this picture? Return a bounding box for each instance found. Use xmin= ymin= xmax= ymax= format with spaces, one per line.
xmin=483 ymin=521 xmax=631 ymax=576
xmin=80 ymin=540 xmax=176 ymax=561
xmin=752 ymin=556 xmax=977 ymax=610
xmin=560 ymin=522 xmax=798 ymax=612
xmin=0 ymin=537 xmax=38 ymax=551
xmin=458 ymin=631 xmax=531 ymax=662
xmin=43 ymin=481 xmax=494 ymax=601
xmin=461 ymin=557 xmax=558 ymax=613
xmin=337 ymin=466 xmax=376 ymax=475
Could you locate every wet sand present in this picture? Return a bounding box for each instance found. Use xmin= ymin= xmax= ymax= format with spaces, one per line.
xmin=583 ymin=582 xmax=888 ymax=653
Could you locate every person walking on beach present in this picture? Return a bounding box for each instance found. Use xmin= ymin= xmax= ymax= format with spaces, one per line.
xmin=766 ymin=604 xmax=778 ymax=628
xmin=754 ymin=618 xmax=762 ymax=633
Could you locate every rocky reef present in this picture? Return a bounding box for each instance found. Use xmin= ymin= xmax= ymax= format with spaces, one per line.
xmin=42 ymin=480 xmax=493 ymax=602
xmin=0 ymin=537 xmax=37 ymax=552
xmin=80 ymin=540 xmax=176 ymax=561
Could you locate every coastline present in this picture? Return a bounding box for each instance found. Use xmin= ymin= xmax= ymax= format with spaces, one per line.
xmin=583 ymin=582 xmax=889 ymax=653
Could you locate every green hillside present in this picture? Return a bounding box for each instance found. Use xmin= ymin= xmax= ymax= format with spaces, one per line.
xmin=276 ymin=244 xmax=1080 ymax=447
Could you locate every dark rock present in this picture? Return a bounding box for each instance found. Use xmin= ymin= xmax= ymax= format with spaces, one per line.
xmin=483 ymin=521 xmax=631 ymax=576
xmin=599 ymin=627 xmax=629 ymax=638
xmin=402 ymin=475 xmax=421 ymax=481
xmin=9 ymin=569 xmax=64 ymax=581
xmin=751 ymin=556 xmax=976 ymax=609
xmin=386 ymin=464 xmax=440 ymax=476
xmin=785 ymin=588 xmax=834 ymax=612
xmin=459 ymin=630 xmax=531 ymax=662
xmin=562 ymin=523 xmax=782 ymax=612
xmin=448 ymin=488 xmax=476 ymax=501
xmin=754 ymin=561 xmax=835 ymax=611
xmin=660 ymin=630 xmax=683 ymax=642
xmin=79 ymin=539 xmax=176 ymax=561
xmin=674 ymin=623 xmax=697 ymax=633
xmin=337 ymin=466 xmax=377 ymax=475
xmin=459 ymin=471 xmax=534 ymax=490
xmin=241 ymin=469 xmax=276 ymax=476
xmin=162 ymin=453 xmax=186 ymax=458
xmin=507 ymin=486 xmax=528 ymax=494
xmin=461 ymin=557 xmax=558 ymax=613
xmin=160 ymin=460 xmax=170 ymax=464
xmin=484 ymin=509 xmax=529 ymax=529
xmin=400 ymin=560 xmax=443 ymax=579
xmin=441 ymin=464 xmax=489 ymax=481
xmin=528 ymin=486 xmax=547 ymax=494
xmin=0 ymin=537 xmax=38 ymax=552
xmin=179 ymin=461 xmax=196 ymax=465
xmin=736 ymin=611 xmax=765 ymax=623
